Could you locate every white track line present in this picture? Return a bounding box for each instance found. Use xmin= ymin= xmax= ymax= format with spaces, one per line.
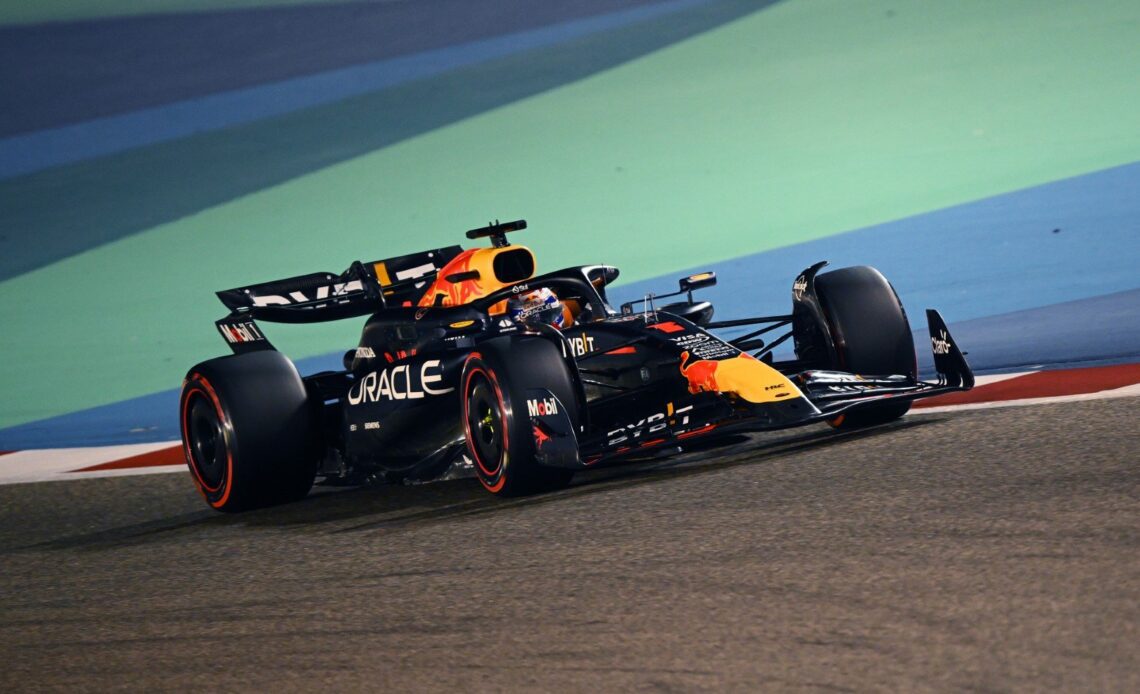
xmin=0 ymin=442 xmax=183 ymax=485
xmin=968 ymin=371 xmax=1034 ymax=387
xmin=911 ymin=382 xmax=1140 ymax=415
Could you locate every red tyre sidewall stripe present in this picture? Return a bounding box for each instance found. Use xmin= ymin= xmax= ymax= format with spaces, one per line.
xmin=180 ymin=374 xmax=234 ymax=508
xmin=462 ymin=365 xmax=496 ymax=477
xmin=462 ymin=355 xmax=509 ymax=493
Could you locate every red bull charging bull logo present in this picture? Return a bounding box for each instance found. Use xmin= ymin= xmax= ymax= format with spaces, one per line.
xmin=679 ymin=351 xmax=803 ymax=404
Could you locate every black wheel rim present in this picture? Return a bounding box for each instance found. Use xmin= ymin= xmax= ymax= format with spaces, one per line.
xmin=466 ymin=376 xmax=504 ymax=476
xmin=187 ymin=394 xmax=226 ymax=488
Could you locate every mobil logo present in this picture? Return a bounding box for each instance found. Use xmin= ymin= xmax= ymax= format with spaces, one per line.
xmin=526 ymin=396 xmax=559 ymax=417
xmin=220 ymin=321 xmax=264 ymax=344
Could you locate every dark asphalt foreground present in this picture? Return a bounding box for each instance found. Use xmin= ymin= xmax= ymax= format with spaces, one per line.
xmin=1 ymin=397 xmax=1138 ymax=691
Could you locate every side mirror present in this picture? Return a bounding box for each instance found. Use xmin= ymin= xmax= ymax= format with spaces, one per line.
xmin=679 ymin=271 xmax=716 ymax=294
xmin=587 ymin=265 xmax=621 ymax=288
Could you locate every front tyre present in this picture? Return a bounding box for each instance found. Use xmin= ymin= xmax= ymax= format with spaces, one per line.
xmin=815 ymin=266 xmax=916 ymax=429
xmin=461 ymin=337 xmax=578 ymax=496
xmin=180 ymin=351 xmax=320 ymax=512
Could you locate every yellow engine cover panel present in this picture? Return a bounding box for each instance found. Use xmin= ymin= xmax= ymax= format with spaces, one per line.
xmin=417 ymin=245 xmax=535 ymax=308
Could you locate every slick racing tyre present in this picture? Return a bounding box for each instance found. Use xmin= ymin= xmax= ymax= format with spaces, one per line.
xmin=180 ymin=351 xmax=320 ymax=512
xmin=461 ymin=337 xmax=578 ymax=496
xmin=815 ymin=266 xmax=916 ymax=429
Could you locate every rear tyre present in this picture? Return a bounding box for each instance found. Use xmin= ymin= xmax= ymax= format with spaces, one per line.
xmin=461 ymin=337 xmax=578 ymax=496
xmin=180 ymin=351 xmax=320 ymax=512
xmin=814 ymin=266 xmax=916 ymax=429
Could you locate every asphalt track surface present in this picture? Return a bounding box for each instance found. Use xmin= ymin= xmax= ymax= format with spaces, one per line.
xmin=3 ymin=396 xmax=1137 ymax=690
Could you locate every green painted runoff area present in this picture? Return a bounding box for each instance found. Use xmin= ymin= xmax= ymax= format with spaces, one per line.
xmin=2 ymin=0 xmax=1139 ymax=428
xmin=0 ymin=0 xmax=364 ymax=25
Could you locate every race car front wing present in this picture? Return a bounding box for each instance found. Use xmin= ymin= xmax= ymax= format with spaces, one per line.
xmin=548 ymin=309 xmax=974 ymax=466
xmin=792 ymin=308 xmax=973 ymax=417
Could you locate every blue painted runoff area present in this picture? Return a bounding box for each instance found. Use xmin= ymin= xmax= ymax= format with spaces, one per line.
xmin=610 ymin=160 xmax=1140 ymax=329
xmin=912 ymin=288 xmax=1140 ymax=377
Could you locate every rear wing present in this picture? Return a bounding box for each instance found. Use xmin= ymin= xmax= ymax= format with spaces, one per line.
xmin=217 ymin=246 xmax=462 ymax=318
xmin=214 ymin=246 xmax=463 ymax=353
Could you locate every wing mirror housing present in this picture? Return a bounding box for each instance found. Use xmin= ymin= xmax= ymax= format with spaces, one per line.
xmin=679 ymin=271 xmax=716 ymax=300
xmin=587 ymin=265 xmax=621 ymax=288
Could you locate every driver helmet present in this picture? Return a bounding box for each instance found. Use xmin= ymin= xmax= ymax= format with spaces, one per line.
xmin=507 ymin=287 xmax=573 ymax=329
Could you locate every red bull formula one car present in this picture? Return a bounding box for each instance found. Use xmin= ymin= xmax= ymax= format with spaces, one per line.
xmin=180 ymin=220 xmax=973 ymax=511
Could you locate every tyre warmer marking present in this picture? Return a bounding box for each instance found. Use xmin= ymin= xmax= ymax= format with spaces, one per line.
xmin=179 ymin=374 xmax=234 ymax=509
